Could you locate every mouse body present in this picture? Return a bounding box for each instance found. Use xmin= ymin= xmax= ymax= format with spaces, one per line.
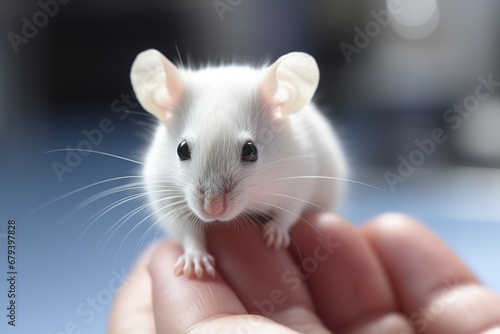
xmin=131 ymin=50 xmax=346 ymax=278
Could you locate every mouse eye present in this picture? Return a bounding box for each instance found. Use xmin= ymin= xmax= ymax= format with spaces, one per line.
xmin=177 ymin=140 xmax=191 ymax=161
xmin=241 ymin=141 xmax=258 ymax=162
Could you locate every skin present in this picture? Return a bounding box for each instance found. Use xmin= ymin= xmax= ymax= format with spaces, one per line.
xmin=108 ymin=213 xmax=500 ymax=333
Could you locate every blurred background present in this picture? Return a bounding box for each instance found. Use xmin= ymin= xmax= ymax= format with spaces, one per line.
xmin=1 ymin=0 xmax=499 ymax=332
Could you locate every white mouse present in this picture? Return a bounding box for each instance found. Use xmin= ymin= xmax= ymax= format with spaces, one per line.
xmin=130 ymin=50 xmax=346 ymax=278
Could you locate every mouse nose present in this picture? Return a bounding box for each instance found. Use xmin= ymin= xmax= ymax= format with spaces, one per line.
xmin=204 ymin=197 xmax=225 ymax=216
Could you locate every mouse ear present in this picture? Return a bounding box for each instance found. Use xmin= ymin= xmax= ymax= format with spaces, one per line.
xmin=130 ymin=49 xmax=183 ymax=122
xmin=261 ymin=52 xmax=319 ymax=115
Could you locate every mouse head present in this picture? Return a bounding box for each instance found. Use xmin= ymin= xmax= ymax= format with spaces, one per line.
xmin=131 ymin=50 xmax=319 ymax=222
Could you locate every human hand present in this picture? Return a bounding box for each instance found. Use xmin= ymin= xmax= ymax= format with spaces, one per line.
xmin=108 ymin=213 xmax=500 ymax=333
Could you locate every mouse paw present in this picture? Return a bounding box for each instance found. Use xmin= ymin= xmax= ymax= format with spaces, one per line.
xmin=263 ymin=221 xmax=291 ymax=250
xmin=174 ymin=252 xmax=216 ymax=279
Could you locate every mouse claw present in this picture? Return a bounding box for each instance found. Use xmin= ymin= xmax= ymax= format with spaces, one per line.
xmin=263 ymin=222 xmax=290 ymax=250
xmin=206 ymin=266 xmax=216 ymax=278
xmin=266 ymin=233 xmax=275 ymax=248
xmin=202 ymin=256 xmax=216 ymax=278
xmin=173 ymin=256 xmax=186 ymax=276
xmin=194 ymin=263 xmax=203 ymax=279
xmin=173 ymin=253 xmax=216 ymax=279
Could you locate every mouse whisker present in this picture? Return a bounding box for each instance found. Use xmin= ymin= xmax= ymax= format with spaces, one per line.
xmin=251 ymin=201 xmax=302 ymax=223
xmin=114 ymin=200 xmax=189 ymax=261
xmin=62 ymin=182 xmax=148 ymax=225
xmin=76 ymin=190 xmax=181 ymax=238
xmin=73 ymin=190 xmax=148 ymax=234
xmin=237 ymin=181 xmax=297 ymax=195
xmin=75 ymin=193 xmax=151 ymax=256
xmin=256 ymin=192 xmax=326 ymax=211
xmin=232 ymin=214 xmax=246 ymax=232
xmin=123 ymin=110 xmax=156 ymax=118
xmin=234 ymin=154 xmax=315 ymax=184
xmin=44 ymin=148 xmax=145 ymax=165
xmin=251 ymin=200 xmax=322 ymax=253
xmin=248 ymin=101 xmax=269 ymax=132
xmin=32 ymin=175 xmax=146 ymax=212
xmin=63 ymin=182 xmax=179 ymax=226
xmin=148 ymin=205 xmax=195 ymax=249
xmin=259 ymin=176 xmax=392 ymax=196
xmin=74 ymin=191 xmax=181 ymax=255
xmin=133 ymin=120 xmax=159 ymax=135
xmin=95 ymin=198 xmax=186 ymax=257
xmin=131 ymin=205 xmax=190 ymax=259
xmin=232 ymin=211 xmax=258 ymax=232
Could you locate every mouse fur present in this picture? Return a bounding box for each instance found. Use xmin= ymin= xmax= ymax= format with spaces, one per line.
xmin=131 ymin=50 xmax=346 ymax=278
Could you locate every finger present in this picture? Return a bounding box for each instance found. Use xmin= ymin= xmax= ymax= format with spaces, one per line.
xmin=206 ymin=221 xmax=331 ymax=333
xmin=111 ymin=240 xmax=300 ymax=334
xmin=363 ymin=213 xmax=500 ymax=334
xmin=108 ymin=243 xmax=160 ymax=334
xmin=288 ymin=212 xmax=413 ymax=333
xmin=148 ymin=240 xmax=248 ymax=333
xmin=188 ymin=314 xmax=303 ymax=334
